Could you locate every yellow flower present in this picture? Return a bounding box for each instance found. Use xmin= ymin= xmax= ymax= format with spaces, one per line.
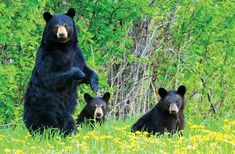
xmin=65 ymin=146 xmax=72 ymax=152
xmin=87 ymin=130 xmax=97 ymax=137
xmin=82 ymin=135 xmax=89 ymax=140
xmin=224 ymin=119 xmax=229 ymax=123
xmin=99 ymin=135 xmax=113 ymax=139
xmin=15 ymin=149 xmax=23 ymax=154
xmin=229 ymin=120 xmax=235 ymax=125
xmin=190 ymin=124 xmax=204 ymax=130
xmin=223 ymin=124 xmax=231 ymax=131
xmin=203 ymin=135 xmax=210 ymax=141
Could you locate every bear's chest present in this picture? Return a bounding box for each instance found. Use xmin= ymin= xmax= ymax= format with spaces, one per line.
xmin=50 ymin=50 xmax=75 ymax=70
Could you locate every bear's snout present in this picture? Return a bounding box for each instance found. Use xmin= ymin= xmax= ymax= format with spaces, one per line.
xmin=169 ymin=103 xmax=179 ymax=114
xmin=56 ymin=26 xmax=68 ymax=42
xmin=94 ymin=107 xmax=103 ymax=119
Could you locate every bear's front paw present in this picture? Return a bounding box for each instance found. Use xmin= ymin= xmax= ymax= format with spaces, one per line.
xmin=73 ymin=67 xmax=85 ymax=80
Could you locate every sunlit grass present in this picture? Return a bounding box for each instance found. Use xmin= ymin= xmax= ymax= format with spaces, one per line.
xmin=0 ymin=117 xmax=234 ymax=154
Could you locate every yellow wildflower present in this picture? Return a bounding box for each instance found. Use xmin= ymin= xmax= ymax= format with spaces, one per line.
xmin=15 ymin=149 xmax=23 ymax=154
xmin=190 ymin=124 xmax=204 ymax=129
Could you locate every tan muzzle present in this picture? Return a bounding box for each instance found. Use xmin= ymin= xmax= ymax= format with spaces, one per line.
xmin=94 ymin=107 xmax=103 ymax=119
xmin=169 ymin=103 xmax=179 ymax=114
xmin=57 ymin=26 xmax=68 ymax=39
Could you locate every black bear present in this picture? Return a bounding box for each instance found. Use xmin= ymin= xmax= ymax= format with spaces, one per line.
xmin=131 ymin=85 xmax=186 ymax=136
xmin=23 ymin=8 xmax=98 ymax=136
xmin=76 ymin=92 xmax=110 ymax=126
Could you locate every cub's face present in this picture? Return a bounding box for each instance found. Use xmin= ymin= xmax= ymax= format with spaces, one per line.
xmin=158 ymin=85 xmax=186 ymax=115
xmin=43 ymin=8 xmax=76 ymax=43
xmin=84 ymin=92 xmax=110 ymax=120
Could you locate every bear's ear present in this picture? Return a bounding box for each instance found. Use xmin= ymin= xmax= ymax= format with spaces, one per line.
xmin=84 ymin=93 xmax=92 ymax=103
xmin=43 ymin=12 xmax=53 ymax=22
xmin=103 ymin=92 xmax=110 ymax=103
xmin=158 ymin=88 xmax=168 ymax=98
xmin=66 ymin=8 xmax=75 ymax=19
xmin=177 ymin=85 xmax=186 ymax=97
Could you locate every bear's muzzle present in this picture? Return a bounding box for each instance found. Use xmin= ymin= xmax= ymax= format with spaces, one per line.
xmin=94 ymin=107 xmax=103 ymax=119
xmin=169 ymin=103 xmax=179 ymax=114
xmin=56 ymin=26 xmax=68 ymax=42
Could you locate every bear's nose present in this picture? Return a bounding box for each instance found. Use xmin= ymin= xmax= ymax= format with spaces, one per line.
xmin=58 ymin=33 xmax=65 ymax=37
xmin=170 ymin=110 xmax=177 ymax=115
xmin=96 ymin=113 xmax=102 ymax=117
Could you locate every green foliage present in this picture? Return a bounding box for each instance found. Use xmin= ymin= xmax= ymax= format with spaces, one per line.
xmin=0 ymin=65 xmax=17 ymax=123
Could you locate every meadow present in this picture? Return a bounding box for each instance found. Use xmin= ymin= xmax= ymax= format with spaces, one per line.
xmin=0 ymin=116 xmax=234 ymax=154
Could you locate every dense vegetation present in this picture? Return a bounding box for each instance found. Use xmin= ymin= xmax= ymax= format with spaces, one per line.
xmin=0 ymin=0 xmax=234 ymax=153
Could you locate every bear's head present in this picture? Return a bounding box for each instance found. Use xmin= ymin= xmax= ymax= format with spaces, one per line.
xmin=158 ymin=85 xmax=186 ymax=115
xmin=43 ymin=8 xmax=76 ymax=44
xmin=84 ymin=92 xmax=110 ymax=120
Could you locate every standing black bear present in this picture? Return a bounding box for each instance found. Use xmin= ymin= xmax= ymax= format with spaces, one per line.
xmin=76 ymin=92 xmax=110 ymax=126
xmin=131 ymin=85 xmax=186 ymax=136
xmin=23 ymin=8 xmax=98 ymax=136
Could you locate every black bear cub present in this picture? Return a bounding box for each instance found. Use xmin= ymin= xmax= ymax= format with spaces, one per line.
xmin=23 ymin=8 xmax=98 ymax=137
xmin=131 ymin=85 xmax=186 ymax=136
xmin=76 ymin=92 xmax=110 ymax=126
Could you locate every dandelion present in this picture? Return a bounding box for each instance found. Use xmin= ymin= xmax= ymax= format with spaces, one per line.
xmin=65 ymin=146 xmax=72 ymax=152
xmin=223 ymin=124 xmax=231 ymax=131
xmin=228 ymin=120 xmax=235 ymax=125
xmin=190 ymin=124 xmax=204 ymax=130
xmin=99 ymin=135 xmax=113 ymax=140
xmin=191 ymin=135 xmax=202 ymax=146
xmin=15 ymin=149 xmax=23 ymax=154
xmin=203 ymin=134 xmax=210 ymax=141
xmin=87 ymin=130 xmax=98 ymax=137
xmin=224 ymin=119 xmax=229 ymax=123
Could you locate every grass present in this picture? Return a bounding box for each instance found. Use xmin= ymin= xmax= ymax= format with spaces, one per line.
xmin=0 ymin=116 xmax=234 ymax=154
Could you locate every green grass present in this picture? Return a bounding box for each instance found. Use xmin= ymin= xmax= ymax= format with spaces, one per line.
xmin=0 ymin=117 xmax=234 ymax=154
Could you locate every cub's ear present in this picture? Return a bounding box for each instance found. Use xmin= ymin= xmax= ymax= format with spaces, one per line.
xmin=158 ymin=88 xmax=168 ymax=98
xmin=103 ymin=92 xmax=110 ymax=103
xmin=66 ymin=8 xmax=75 ymax=19
xmin=84 ymin=93 xmax=92 ymax=103
xmin=177 ymin=85 xmax=186 ymax=97
xmin=43 ymin=12 xmax=53 ymax=22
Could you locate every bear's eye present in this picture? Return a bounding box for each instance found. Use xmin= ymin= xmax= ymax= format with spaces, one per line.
xmin=53 ymin=25 xmax=59 ymax=33
xmin=64 ymin=23 xmax=69 ymax=29
xmin=92 ymin=104 xmax=97 ymax=109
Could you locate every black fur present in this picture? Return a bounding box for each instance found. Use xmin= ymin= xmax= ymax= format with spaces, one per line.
xmin=76 ymin=92 xmax=110 ymax=126
xmin=131 ymin=85 xmax=186 ymax=136
xmin=23 ymin=8 xmax=98 ymax=136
